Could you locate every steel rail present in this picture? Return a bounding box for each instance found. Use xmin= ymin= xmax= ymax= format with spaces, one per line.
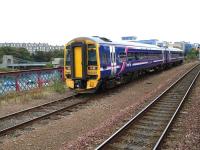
xmin=96 ymin=63 xmax=200 ymax=150
xmin=153 ymin=66 xmax=200 ymax=149
xmin=0 ymin=93 xmax=77 ymax=120
xmin=0 ymin=93 xmax=81 ymax=135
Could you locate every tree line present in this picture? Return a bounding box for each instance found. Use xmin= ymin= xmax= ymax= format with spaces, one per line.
xmin=0 ymin=47 xmax=64 ymax=63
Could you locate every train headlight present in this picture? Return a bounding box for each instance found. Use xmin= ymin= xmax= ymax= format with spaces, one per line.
xmin=88 ymin=66 xmax=97 ymax=70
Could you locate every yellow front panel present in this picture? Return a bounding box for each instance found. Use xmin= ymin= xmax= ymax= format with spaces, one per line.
xmin=87 ymin=80 xmax=98 ymax=89
xmin=66 ymin=79 xmax=74 ymax=88
xmin=74 ymin=47 xmax=82 ymax=78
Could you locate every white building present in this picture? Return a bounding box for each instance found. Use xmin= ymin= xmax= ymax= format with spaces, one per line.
xmin=0 ymin=42 xmax=64 ymax=54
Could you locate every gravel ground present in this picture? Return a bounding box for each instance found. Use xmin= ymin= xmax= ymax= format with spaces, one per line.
xmin=161 ymin=73 xmax=200 ymax=150
xmin=0 ymin=62 xmax=197 ymax=150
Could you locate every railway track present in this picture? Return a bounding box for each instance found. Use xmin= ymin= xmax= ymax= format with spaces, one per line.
xmin=96 ymin=64 xmax=200 ymax=150
xmin=0 ymin=93 xmax=89 ymax=136
xmin=160 ymin=76 xmax=200 ymax=149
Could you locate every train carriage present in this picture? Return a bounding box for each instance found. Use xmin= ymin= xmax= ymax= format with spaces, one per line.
xmin=64 ymin=36 xmax=183 ymax=93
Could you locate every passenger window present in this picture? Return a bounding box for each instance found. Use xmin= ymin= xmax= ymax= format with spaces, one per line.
xmin=88 ymin=44 xmax=96 ymax=49
xmin=88 ymin=49 xmax=97 ymax=65
xmin=136 ymin=52 xmax=145 ymax=60
xmin=127 ymin=52 xmax=136 ymax=61
xmin=148 ymin=53 xmax=160 ymax=60
xmin=66 ymin=50 xmax=71 ymax=65
xmin=118 ymin=52 xmax=126 ymax=62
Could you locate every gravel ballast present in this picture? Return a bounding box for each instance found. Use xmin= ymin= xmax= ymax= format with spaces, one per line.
xmin=161 ymin=73 xmax=200 ymax=149
xmin=0 ymin=89 xmax=74 ymax=118
xmin=0 ymin=62 xmax=198 ymax=150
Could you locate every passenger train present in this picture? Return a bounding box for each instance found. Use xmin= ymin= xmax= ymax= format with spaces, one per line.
xmin=64 ymin=36 xmax=183 ymax=93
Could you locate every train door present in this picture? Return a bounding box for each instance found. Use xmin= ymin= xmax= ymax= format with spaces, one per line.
xmin=70 ymin=42 xmax=87 ymax=80
xmin=74 ymin=47 xmax=82 ymax=78
xmin=110 ymin=45 xmax=117 ymax=76
xmin=164 ymin=50 xmax=169 ymax=63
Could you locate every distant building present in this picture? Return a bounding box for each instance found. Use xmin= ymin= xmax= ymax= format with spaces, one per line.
xmin=173 ymin=42 xmax=184 ymax=49
xmin=173 ymin=42 xmax=194 ymax=55
xmin=1 ymin=55 xmax=14 ymax=68
xmin=0 ymin=43 xmax=64 ymax=54
xmin=52 ymin=58 xmax=64 ymax=67
xmin=162 ymin=41 xmax=174 ymax=48
xmin=121 ymin=36 xmax=137 ymax=41
xmin=194 ymin=43 xmax=200 ymax=50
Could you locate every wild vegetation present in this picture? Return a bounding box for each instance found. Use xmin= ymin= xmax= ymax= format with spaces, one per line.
xmin=0 ymin=47 xmax=31 ymax=63
xmin=0 ymin=81 xmax=67 ymax=102
xmin=51 ymin=80 xmax=66 ymax=93
xmin=0 ymin=67 xmax=19 ymax=72
xmin=0 ymin=46 xmax=64 ymax=63
xmin=31 ymin=50 xmax=64 ymax=62
xmin=185 ymin=48 xmax=199 ymax=62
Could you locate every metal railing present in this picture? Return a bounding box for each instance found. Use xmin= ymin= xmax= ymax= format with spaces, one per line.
xmin=0 ymin=67 xmax=64 ymax=96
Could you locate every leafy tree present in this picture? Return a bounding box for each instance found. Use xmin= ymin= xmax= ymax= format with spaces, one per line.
xmin=0 ymin=47 xmax=32 ymax=63
xmin=52 ymin=49 xmax=64 ymax=58
xmin=186 ymin=48 xmax=199 ymax=60
xmin=32 ymin=49 xmax=64 ymax=62
xmin=32 ymin=51 xmax=53 ymax=62
xmin=0 ymin=47 xmax=64 ymax=63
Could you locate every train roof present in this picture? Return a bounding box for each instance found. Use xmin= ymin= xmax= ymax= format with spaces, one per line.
xmin=81 ymin=36 xmax=161 ymax=48
xmin=68 ymin=37 xmax=183 ymax=52
xmin=166 ymin=47 xmax=183 ymax=52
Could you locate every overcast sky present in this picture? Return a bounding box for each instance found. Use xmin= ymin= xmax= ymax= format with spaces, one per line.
xmin=0 ymin=0 xmax=199 ymax=45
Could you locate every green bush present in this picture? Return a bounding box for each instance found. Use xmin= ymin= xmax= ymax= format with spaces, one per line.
xmin=52 ymin=80 xmax=66 ymax=93
xmin=185 ymin=49 xmax=199 ymax=61
xmin=46 ymin=63 xmax=54 ymax=68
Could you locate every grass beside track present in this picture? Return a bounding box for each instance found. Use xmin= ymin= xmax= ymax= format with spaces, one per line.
xmin=0 ymin=81 xmax=68 ymax=103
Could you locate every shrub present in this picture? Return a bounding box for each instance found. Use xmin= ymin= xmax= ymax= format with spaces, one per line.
xmin=52 ymin=80 xmax=66 ymax=93
xmin=185 ymin=49 xmax=199 ymax=61
xmin=46 ymin=63 xmax=54 ymax=68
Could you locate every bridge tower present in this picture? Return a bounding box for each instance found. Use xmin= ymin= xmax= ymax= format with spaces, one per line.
xmin=2 ymin=55 xmax=14 ymax=68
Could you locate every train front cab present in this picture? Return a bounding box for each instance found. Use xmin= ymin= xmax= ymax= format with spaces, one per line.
xmin=64 ymin=38 xmax=101 ymax=93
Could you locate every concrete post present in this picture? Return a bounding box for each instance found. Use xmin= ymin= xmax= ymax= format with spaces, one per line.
xmin=2 ymin=55 xmax=14 ymax=68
